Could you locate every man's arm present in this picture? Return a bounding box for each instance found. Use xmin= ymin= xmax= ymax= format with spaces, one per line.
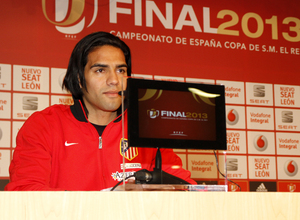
xmin=5 ymin=113 xmax=63 ymax=191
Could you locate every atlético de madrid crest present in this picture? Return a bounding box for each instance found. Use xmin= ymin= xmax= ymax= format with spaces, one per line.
xmin=120 ymin=138 xmax=138 ymax=161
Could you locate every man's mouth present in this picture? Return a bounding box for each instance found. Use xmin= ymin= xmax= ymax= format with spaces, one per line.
xmin=104 ymin=90 xmax=120 ymax=97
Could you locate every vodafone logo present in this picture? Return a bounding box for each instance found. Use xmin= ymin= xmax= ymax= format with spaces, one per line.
xmin=226 ymin=109 xmax=239 ymax=125
xmin=58 ymin=72 xmax=66 ymax=88
xmin=284 ymin=160 xmax=298 ymax=176
xmin=253 ymin=135 xmax=268 ymax=151
xmin=42 ymin=0 xmax=98 ymax=35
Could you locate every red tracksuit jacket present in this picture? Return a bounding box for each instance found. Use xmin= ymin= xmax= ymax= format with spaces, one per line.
xmin=5 ymin=100 xmax=196 ymax=191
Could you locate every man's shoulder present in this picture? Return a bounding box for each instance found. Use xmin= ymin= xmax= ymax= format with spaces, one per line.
xmin=28 ymin=104 xmax=71 ymax=122
xmin=36 ymin=104 xmax=70 ymax=115
xmin=17 ymin=104 xmax=73 ymax=135
xmin=43 ymin=104 xmax=70 ymax=113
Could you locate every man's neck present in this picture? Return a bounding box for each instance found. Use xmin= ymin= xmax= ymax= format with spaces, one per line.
xmin=88 ymin=111 xmax=117 ymax=126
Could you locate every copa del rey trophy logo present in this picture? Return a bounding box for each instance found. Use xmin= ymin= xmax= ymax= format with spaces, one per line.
xmin=42 ymin=0 xmax=98 ymax=34
xmin=147 ymin=109 xmax=160 ymax=119
xmin=287 ymin=183 xmax=296 ymax=192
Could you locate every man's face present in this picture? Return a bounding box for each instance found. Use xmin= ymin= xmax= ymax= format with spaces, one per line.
xmin=81 ymin=45 xmax=127 ymax=119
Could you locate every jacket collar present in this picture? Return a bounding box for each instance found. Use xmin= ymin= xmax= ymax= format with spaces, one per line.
xmin=70 ymin=99 xmax=126 ymax=123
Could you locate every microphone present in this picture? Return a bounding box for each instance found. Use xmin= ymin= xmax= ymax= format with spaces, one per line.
xmin=134 ymin=169 xmax=153 ymax=183
xmin=134 ymin=149 xmax=190 ymax=185
xmin=134 ymin=169 xmax=190 ymax=184
xmin=118 ymin=90 xmax=127 ymax=96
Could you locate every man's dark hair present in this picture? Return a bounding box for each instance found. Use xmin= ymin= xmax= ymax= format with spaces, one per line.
xmin=62 ymin=31 xmax=131 ymax=100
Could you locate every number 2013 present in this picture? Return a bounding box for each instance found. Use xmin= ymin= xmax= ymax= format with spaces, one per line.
xmin=217 ymin=10 xmax=300 ymax=42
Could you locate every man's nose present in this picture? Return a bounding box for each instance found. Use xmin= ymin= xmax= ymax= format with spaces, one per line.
xmin=107 ymin=71 xmax=119 ymax=86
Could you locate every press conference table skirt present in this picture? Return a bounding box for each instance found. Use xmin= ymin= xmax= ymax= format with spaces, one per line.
xmin=0 ymin=191 xmax=299 ymax=220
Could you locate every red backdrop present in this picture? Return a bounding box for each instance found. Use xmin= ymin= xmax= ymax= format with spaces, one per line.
xmin=0 ymin=0 xmax=300 ymax=192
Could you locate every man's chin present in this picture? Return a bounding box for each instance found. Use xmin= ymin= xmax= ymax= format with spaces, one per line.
xmin=105 ymin=103 xmax=123 ymax=112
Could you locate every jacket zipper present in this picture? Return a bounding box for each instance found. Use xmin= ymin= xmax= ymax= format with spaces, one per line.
xmin=99 ymin=136 xmax=102 ymax=149
xmin=97 ymin=110 xmax=126 ymax=150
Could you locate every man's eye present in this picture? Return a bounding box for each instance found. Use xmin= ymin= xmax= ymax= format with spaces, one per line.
xmin=118 ymin=69 xmax=127 ymax=74
xmin=96 ymin=69 xmax=104 ymax=73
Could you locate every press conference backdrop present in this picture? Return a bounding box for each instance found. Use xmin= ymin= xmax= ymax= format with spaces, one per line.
xmin=0 ymin=0 xmax=300 ymax=192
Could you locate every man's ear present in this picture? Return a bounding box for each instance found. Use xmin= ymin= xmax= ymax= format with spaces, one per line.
xmin=78 ymin=74 xmax=82 ymax=89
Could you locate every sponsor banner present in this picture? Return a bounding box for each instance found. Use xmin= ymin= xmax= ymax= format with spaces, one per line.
xmin=247 ymin=131 xmax=275 ymax=155
xmin=173 ymin=149 xmax=187 ymax=153
xmin=226 ymin=106 xmax=246 ymax=129
xmin=131 ymin=74 xmax=153 ymax=80
xmin=276 ymin=132 xmax=300 ymax=156
xmin=176 ymin=153 xmax=187 ymax=170
xmin=277 ymin=181 xmax=300 ymax=192
xmin=0 ymin=92 xmax=11 ymax=119
xmin=188 ymin=154 xmax=217 ymax=179
xmin=153 ymin=75 xmax=184 ymax=82
xmin=1 ymin=0 xmax=300 ymax=190
xmin=277 ymin=157 xmax=300 ymax=180
xmin=0 ymin=121 xmax=11 ymax=148
xmin=275 ymin=108 xmax=300 ymax=131
xmin=0 ymin=64 xmax=11 ymax=91
xmin=0 ymin=179 xmax=9 ymax=191
xmin=51 ymin=95 xmax=73 ymax=106
xmin=246 ymin=107 xmax=274 ymax=130
xmin=50 ymin=68 xmax=68 ymax=94
xmin=226 ymin=130 xmax=247 ymax=154
xmin=13 ymin=65 xmax=49 ymax=93
xmin=186 ymin=78 xmax=215 ymax=84
xmin=249 ymin=181 xmax=277 ymax=192
xmin=218 ymin=155 xmax=248 ymax=179
xmin=219 ymin=180 xmax=249 ymax=192
xmin=12 ymin=121 xmax=24 ymax=149
xmin=188 ymin=149 xmax=214 ymax=153
xmin=274 ymin=85 xmax=300 ymax=108
xmin=246 ymin=82 xmax=273 ymax=106
xmin=0 ymin=149 xmax=10 ymax=177
xmin=216 ymin=80 xmax=245 ymax=105
xmin=0 ymin=0 xmax=299 ymax=85
xmin=12 ymin=93 xmax=49 ymax=120
xmin=248 ymin=156 xmax=276 ymax=179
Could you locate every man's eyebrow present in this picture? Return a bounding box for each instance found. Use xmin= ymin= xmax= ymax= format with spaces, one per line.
xmin=90 ymin=63 xmax=128 ymax=69
xmin=90 ymin=63 xmax=108 ymax=69
xmin=116 ymin=64 xmax=128 ymax=68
